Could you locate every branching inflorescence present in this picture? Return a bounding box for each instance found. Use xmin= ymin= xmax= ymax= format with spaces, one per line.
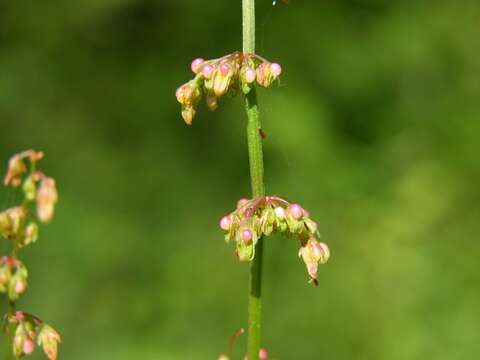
xmin=176 ymin=52 xmax=282 ymax=124
xmin=0 ymin=150 xmax=61 ymax=360
xmin=177 ymin=2 xmax=330 ymax=357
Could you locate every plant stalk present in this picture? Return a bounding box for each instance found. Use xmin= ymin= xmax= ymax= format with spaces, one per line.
xmin=243 ymin=0 xmax=265 ymax=359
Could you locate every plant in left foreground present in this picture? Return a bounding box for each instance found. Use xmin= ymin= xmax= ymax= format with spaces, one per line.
xmin=0 ymin=150 xmax=61 ymax=359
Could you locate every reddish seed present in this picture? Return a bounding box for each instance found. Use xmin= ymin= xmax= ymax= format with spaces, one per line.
xmin=259 ymin=128 xmax=266 ymax=139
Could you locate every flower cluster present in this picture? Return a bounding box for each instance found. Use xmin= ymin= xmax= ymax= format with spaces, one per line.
xmin=5 ymin=312 xmax=60 ymax=360
xmin=0 ymin=256 xmax=28 ymax=301
xmin=176 ymin=52 xmax=282 ymax=124
xmin=219 ymin=196 xmax=330 ymax=284
xmin=0 ymin=150 xmax=61 ymax=360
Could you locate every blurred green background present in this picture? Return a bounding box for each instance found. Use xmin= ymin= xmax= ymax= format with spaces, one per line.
xmin=0 ymin=0 xmax=479 ymax=359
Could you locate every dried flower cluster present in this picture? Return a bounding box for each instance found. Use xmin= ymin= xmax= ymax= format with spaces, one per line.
xmin=0 ymin=150 xmax=61 ymax=360
xmin=219 ymin=196 xmax=330 ymax=284
xmin=176 ymin=52 xmax=282 ymax=124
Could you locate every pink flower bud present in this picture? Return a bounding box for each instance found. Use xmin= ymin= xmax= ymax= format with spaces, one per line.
xmin=270 ymin=63 xmax=282 ymax=77
xmin=302 ymin=208 xmax=310 ymax=218
xmin=259 ymin=348 xmax=269 ymax=359
xmin=288 ymin=204 xmax=303 ymax=220
xmin=202 ymin=64 xmax=214 ymax=79
xmin=242 ymin=229 xmax=253 ymax=242
xmin=219 ymin=215 xmax=231 ymax=231
xmin=274 ymin=206 xmax=286 ymax=219
xmin=14 ymin=280 xmax=26 ymax=294
xmin=245 ymin=68 xmax=256 ymax=83
xmin=191 ymin=58 xmax=205 ymax=74
xmin=219 ymin=61 xmax=230 ymax=76
xmin=23 ymin=338 xmax=35 ymax=354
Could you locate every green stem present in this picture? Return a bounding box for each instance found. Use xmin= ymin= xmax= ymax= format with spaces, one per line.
xmin=243 ymin=1 xmax=265 ymax=359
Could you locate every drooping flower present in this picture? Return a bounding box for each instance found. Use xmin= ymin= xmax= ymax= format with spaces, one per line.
xmin=3 ymin=150 xmax=43 ymax=187
xmin=36 ymin=177 xmax=58 ymax=224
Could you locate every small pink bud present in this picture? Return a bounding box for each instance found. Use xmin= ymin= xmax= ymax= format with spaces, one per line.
xmin=259 ymin=348 xmax=269 ymax=359
xmin=270 ymin=63 xmax=282 ymax=77
xmin=245 ymin=68 xmax=256 ymax=83
xmin=191 ymin=58 xmax=205 ymax=73
xmin=219 ymin=216 xmax=231 ymax=231
xmin=274 ymin=206 xmax=286 ymax=219
xmin=236 ymin=198 xmax=249 ymax=209
xmin=14 ymin=281 xmax=26 ymax=294
xmin=202 ymin=64 xmax=214 ymax=79
xmin=220 ymin=62 xmax=230 ymax=76
xmin=288 ymin=204 xmax=303 ymax=220
xmin=23 ymin=338 xmax=35 ymax=354
xmin=242 ymin=229 xmax=253 ymax=242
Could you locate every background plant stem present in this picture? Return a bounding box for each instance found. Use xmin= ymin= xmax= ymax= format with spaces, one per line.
xmin=243 ymin=0 xmax=265 ymax=359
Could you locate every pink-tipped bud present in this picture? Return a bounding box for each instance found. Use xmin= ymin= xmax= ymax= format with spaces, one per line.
xmin=220 ymin=62 xmax=230 ymax=76
xmin=219 ymin=216 xmax=231 ymax=231
xmin=242 ymin=229 xmax=253 ymax=242
xmin=245 ymin=68 xmax=256 ymax=83
xmin=202 ymin=64 xmax=215 ymax=79
xmin=270 ymin=63 xmax=282 ymax=77
xmin=14 ymin=281 xmax=26 ymax=294
xmin=274 ymin=206 xmax=286 ymax=219
xmin=191 ymin=58 xmax=205 ymax=74
xmin=288 ymin=204 xmax=303 ymax=220
xmin=236 ymin=198 xmax=249 ymax=209
xmin=259 ymin=348 xmax=269 ymax=359
xmin=183 ymin=84 xmax=193 ymax=100
xmin=23 ymin=338 xmax=35 ymax=354
xmin=302 ymin=208 xmax=311 ymax=218
xmin=181 ymin=107 xmax=195 ymax=125
xmin=315 ymin=242 xmax=330 ymax=264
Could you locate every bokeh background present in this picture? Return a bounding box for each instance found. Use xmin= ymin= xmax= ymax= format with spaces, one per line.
xmin=0 ymin=0 xmax=479 ymax=359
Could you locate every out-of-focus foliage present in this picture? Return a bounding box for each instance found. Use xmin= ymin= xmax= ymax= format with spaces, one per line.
xmin=0 ymin=0 xmax=478 ymax=359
